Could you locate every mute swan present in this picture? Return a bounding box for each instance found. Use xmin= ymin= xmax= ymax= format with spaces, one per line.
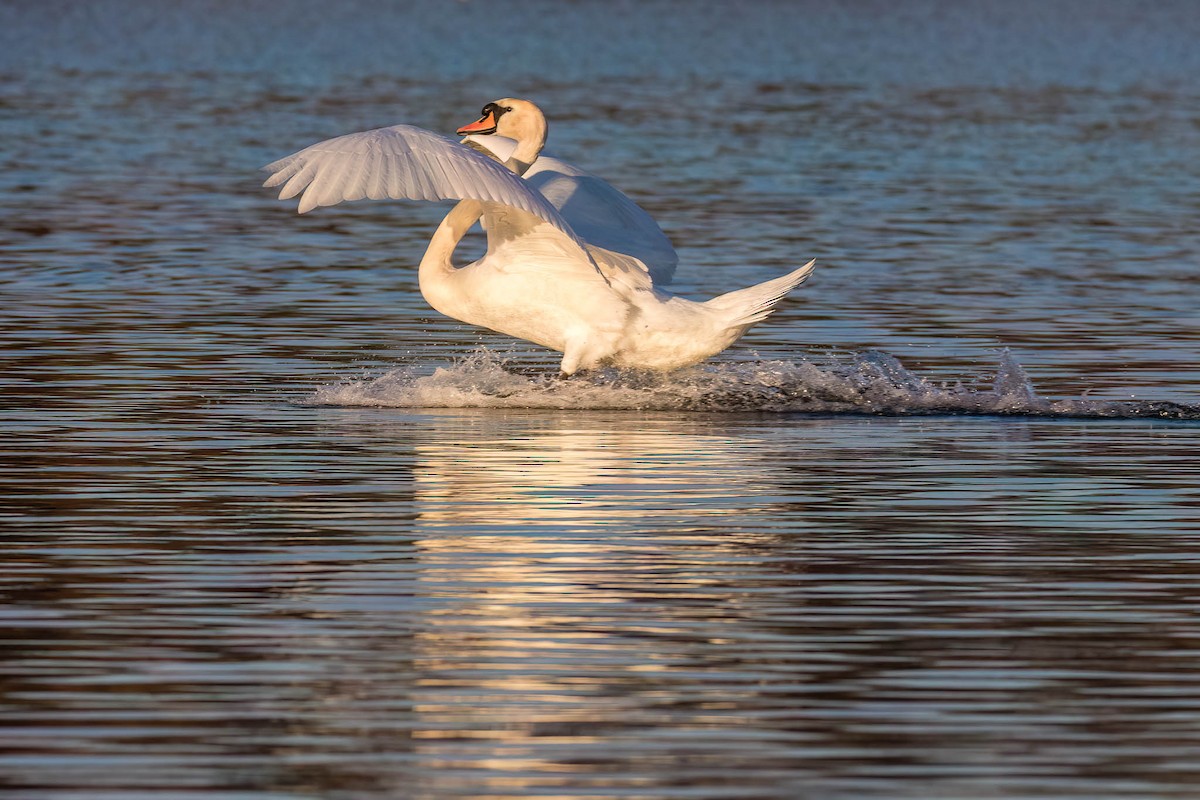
xmin=262 ymin=98 xmax=816 ymax=375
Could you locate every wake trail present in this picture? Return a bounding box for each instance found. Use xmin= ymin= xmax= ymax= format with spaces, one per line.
xmin=310 ymin=348 xmax=1200 ymax=420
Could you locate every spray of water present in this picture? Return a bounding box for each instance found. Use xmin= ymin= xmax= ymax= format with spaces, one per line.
xmin=311 ymin=348 xmax=1199 ymax=420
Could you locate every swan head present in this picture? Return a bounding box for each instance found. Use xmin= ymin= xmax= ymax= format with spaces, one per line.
xmin=457 ymin=98 xmax=545 ymax=141
xmin=457 ymin=98 xmax=546 ymax=174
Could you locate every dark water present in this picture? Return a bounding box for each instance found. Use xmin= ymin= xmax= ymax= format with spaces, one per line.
xmin=3 ymin=1 xmax=1200 ymax=797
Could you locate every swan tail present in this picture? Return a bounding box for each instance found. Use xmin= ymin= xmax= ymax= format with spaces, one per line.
xmin=706 ymin=259 xmax=816 ymax=330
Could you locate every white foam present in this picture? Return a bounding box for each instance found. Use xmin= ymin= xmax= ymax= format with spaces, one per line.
xmin=309 ymin=348 xmax=1200 ymax=420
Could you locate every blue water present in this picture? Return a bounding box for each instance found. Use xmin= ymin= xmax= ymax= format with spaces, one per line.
xmin=2 ymin=2 xmax=1200 ymax=798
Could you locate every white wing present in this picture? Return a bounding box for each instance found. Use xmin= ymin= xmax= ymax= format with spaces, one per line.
xmin=462 ymin=134 xmax=678 ymax=286
xmin=525 ymin=156 xmax=678 ymax=286
xmin=262 ymin=124 xmax=586 ymax=250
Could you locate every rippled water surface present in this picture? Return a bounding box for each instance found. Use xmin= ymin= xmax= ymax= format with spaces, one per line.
xmin=3 ymin=1 xmax=1200 ymax=797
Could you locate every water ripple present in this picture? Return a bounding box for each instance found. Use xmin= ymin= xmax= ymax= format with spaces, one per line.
xmin=4 ymin=2 xmax=1200 ymax=798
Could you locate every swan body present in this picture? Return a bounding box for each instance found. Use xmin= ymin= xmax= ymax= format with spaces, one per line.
xmin=262 ymin=98 xmax=816 ymax=374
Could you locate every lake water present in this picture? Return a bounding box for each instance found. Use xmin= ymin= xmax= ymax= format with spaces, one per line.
xmin=3 ymin=1 xmax=1200 ymax=797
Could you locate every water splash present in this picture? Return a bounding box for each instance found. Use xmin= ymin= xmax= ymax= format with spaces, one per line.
xmin=311 ymin=348 xmax=1200 ymax=420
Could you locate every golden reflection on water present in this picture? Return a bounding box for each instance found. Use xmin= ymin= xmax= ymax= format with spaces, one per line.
xmin=400 ymin=412 xmax=793 ymax=788
xmin=411 ymin=412 xmax=776 ymax=528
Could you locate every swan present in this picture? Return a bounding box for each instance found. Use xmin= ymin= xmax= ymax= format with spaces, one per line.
xmin=262 ymin=98 xmax=816 ymax=375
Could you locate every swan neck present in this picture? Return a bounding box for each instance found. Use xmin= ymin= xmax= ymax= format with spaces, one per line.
xmin=507 ymin=120 xmax=546 ymax=176
xmin=420 ymin=200 xmax=483 ymax=285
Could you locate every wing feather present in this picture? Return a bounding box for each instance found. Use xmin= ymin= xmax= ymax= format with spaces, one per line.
xmin=348 ymin=152 xmax=372 ymax=200
xmin=263 ymin=159 xmax=302 ymax=189
xmin=277 ymin=160 xmax=318 ymax=201
xmin=417 ymin=147 xmax=452 ymax=200
xmin=377 ymin=150 xmax=402 ymax=199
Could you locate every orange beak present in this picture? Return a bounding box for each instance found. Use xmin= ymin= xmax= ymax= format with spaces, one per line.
xmin=456 ymin=110 xmax=497 ymax=136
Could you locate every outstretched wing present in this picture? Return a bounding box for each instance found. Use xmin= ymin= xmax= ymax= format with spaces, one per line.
xmin=524 ymin=156 xmax=678 ymax=286
xmin=262 ymin=124 xmax=586 ymax=250
xmin=461 ymin=134 xmax=679 ymax=287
